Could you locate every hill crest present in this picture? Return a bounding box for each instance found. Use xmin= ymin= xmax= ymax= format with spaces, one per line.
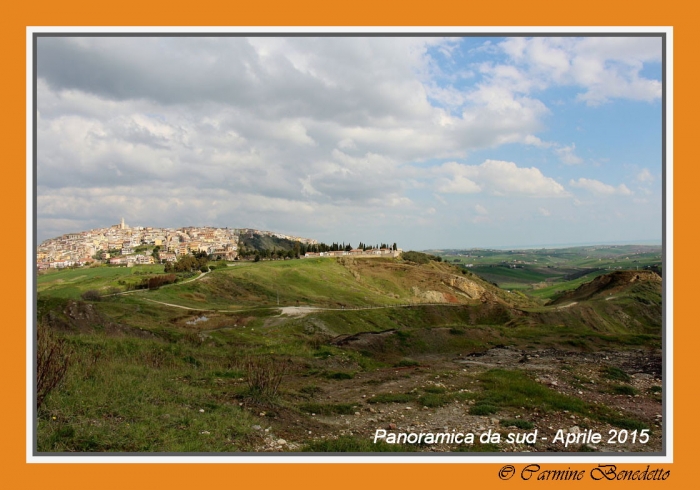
xmin=548 ymin=270 xmax=661 ymax=306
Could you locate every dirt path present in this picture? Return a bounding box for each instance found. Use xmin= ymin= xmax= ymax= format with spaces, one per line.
xmin=109 ymin=271 xmax=210 ymax=297
xmin=273 ymin=303 xmax=467 ymax=317
xmin=142 ymin=298 xmax=214 ymax=310
xmin=137 ymin=300 xmax=467 ymax=316
xmin=278 ymin=306 xmax=324 ymax=316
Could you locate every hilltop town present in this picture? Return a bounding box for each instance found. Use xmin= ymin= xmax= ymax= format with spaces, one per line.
xmin=36 ymin=218 xmax=318 ymax=270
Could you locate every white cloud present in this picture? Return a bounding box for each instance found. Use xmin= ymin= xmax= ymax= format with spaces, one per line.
xmin=299 ymin=176 xmax=322 ymax=197
xmin=437 ymin=160 xmax=568 ymax=198
xmin=569 ymin=178 xmax=633 ymax=196
xmin=273 ymin=120 xmax=317 ymax=146
xmin=437 ymin=174 xmax=482 ymax=194
xmin=538 ymin=207 xmax=551 ymax=216
xmin=554 ymin=143 xmax=584 ymax=165
xmin=35 ymin=36 xmax=662 ymax=247
xmin=37 ymin=36 xmax=564 ymax=230
xmin=522 ymin=134 xmax=554 ymax=148
xmin=497 ymin=37 xmax=661 ymax=105
xmin=380 ymin=196 xmax=413 ymax=207
xmin=637 ymin=168 xmax=654 ymax=182
xmin=337 ymin=138 xmax=356 ymax=150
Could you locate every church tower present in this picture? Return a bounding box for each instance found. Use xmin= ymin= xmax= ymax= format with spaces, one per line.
xmin=121 ymin=217 xmax=126 ymax=230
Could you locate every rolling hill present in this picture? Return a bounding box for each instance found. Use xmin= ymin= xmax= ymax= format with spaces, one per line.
xmin=36 ymin=255 xmax=664 ymax=453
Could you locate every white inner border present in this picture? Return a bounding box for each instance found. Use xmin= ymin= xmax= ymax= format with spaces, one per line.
xmin=26 ymin=25 xmax=673 ymax=464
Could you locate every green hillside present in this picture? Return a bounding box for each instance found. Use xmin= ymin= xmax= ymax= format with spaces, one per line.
xmin=36 ymin=254 xmax=663 ymax=453
xmin=37 ymin=264 xmax=165 ymax=299
xmin=238 ymin=233 xmax=298 ymax=252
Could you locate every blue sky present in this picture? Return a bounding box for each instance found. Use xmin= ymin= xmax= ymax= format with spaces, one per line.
xmin=36 ymin=35 xmax=663 ymax=249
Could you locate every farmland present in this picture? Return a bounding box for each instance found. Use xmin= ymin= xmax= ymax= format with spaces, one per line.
xmin=430 ymin=244 xmax=662 ymax=298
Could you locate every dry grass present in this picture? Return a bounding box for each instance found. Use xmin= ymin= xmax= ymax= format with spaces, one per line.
xmin=241 ymin=356 xmax=290 ymax=399
xmin=36 ymin=323 xmax=72 ymax=408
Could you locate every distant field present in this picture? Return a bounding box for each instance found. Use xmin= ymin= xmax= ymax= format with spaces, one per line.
xmin=468 ymin=265 xmax=563 ymax=284
xmin=434 ymin=245 xmax=661 ymax=301
xmin=435 ymin=244 xmax=661 ymax=267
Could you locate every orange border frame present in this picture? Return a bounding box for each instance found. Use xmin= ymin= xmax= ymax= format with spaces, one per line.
xmin=5 ymin=1 xmax=694 ymax=488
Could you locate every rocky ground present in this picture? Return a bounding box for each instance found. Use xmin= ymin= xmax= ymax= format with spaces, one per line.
xmin=245 ymin=346 xmax=663 ymax=453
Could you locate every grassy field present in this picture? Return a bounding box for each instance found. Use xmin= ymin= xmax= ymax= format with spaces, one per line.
xmin=37 ymin=264 xmax=166 ymax=299
xmin=38 ymin=303 xmax=659 ymax=452
xmin=37 ymin=332 xmax=260 ymax=452
xmin=36 ymin=251 xmax=663 ymax=453
xmin=38 ymin=257 xmax=527 ymax=310
xmin=37 ymin=301 xmax=658 ymax=452
xmin=146 ymin=258 xmax=410 ymax=309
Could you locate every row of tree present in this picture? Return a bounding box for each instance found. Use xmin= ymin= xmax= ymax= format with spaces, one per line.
xmin=237 ymin=240 xmax=399 ymax=261
xmin=163 ymin=251 xmax=210 ymax=273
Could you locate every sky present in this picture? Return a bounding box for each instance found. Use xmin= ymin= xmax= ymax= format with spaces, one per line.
xmin=36 ymin=35 xmax=663 ymax=250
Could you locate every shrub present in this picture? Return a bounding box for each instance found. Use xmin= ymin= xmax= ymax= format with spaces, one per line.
xmin=602 ymin=366 xmax=631 ymax=382
xmin=401 ymin=251 xmax=443 ymax=265
xmin=469 ymin=403 xmax=499 ymax=415
xmin=367 ymin=393 xmax=414 ymax=404
xmin=182 ymin=355 xmax=201 ymax=367
xmin=299 ymin=385 xmax=323 ymax=396
xmin=325 ymin=371 xmax=354 ymax=380
xmin=500 ymin=419 xmax=534 ymax=430
xmin=181 ymin=331 xmax=204 ymax=346
xmin=80 ymin=289 xmax=101 ymax=301
xmin=141 ymin=347 xmax=173 ymax=368
xmin=611 ymin=384 xmax=638 ymax=396
xmin=36 ymin=323 xmax=72 ymax=409
xmin=146 ymin=274 xmax=177 ymax=290
xmin=243 ymin=357 xmax=290 ymax=399
xmin=298 ymin=402 xmax=356 ymax=415
xmin=394 ymin=359 xmax=419 ymax=367
xmin=423 ymin=386 xmax=447 ymax=394
xmin=418 ymin=393 xmax=452 ymax=408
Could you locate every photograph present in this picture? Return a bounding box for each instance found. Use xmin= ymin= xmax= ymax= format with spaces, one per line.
xmin=33 ymin=33 xmax=665 ymax=456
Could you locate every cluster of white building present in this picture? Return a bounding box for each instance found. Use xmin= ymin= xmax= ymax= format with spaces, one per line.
xmin=303 ymin=248 xmax=401 ymax=259
xmin=37 ymin=218 xmax=240 ymax=270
